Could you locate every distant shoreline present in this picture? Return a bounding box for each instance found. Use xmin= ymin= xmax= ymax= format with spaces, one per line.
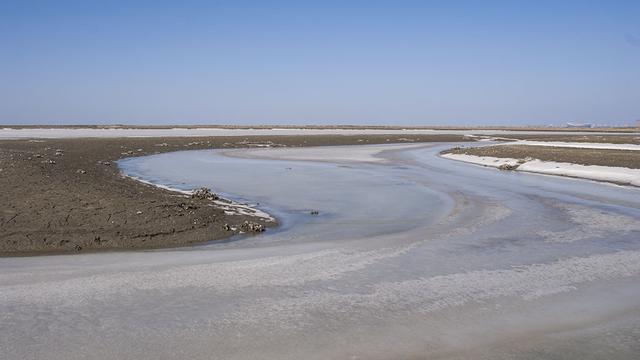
xmin=2 ymin=124 xmax=639 ymax=132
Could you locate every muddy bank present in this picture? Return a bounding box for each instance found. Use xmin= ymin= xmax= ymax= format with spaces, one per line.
xmin=487 ymin=134 xmax=640 ymax=145
xmin=0 ymin=134 xmax=468 ymax=255
xmin=443 ymin=145 xmax=640 ymax=169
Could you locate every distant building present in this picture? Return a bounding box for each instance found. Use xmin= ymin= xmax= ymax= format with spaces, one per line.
xmin=636 ymin=119 xmax=640 ymax=128
xmin=566 ymin=122 xmax=594 ymax=128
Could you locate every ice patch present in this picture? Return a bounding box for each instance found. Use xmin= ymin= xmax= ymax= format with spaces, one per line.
xmin=503 ymin=140 xmax=640 ymax=151
xmin=538 ymin=203 xmax=640 ymax=243
xmin=518 ymin=160 xmax=640 ymax=187
xmin=0 ymin=246 xmax=411 ymax=306
xmin=121 ymin=174 xmax=274 ymax=221
xmin=224 ymin=143 xmax=427 ymax=164
xmin=229 ymin=250 xmax=640 ymax=326
xmin=441 ymin=153 xmax=640 ymax=187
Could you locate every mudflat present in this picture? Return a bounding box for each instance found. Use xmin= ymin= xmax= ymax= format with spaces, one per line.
xmin=502 ymin=134 xmax=640 ymax=144
xmin=0 ymin=134 xmax=467 ymax=255
xmin=443 ymin=144 xmax=640 ymax=169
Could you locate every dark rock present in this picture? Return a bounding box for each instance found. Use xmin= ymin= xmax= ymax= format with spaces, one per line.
xmin=179 ymin=203 xmax=196 ymax=210
xmin=239 ymin=221 xmax=265 ymax=233
xmin=191 ymin=187 xmax=219 ymax=201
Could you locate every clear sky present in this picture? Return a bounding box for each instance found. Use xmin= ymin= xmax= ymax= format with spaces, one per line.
xmin=1 ymin=0 xmax=639 ymax=126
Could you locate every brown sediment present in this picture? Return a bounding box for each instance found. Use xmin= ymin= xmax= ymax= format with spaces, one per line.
xmin=486 ymin=134 xmax=640 ymax=145
xmin=0 ymin=134 xmax=469 ymax=255
xmin=443 ymin=145 xmax=640 ymax=169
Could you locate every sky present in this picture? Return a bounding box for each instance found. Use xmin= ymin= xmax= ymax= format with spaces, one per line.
xmin=1 ymin=0 xmax=639 ymax=126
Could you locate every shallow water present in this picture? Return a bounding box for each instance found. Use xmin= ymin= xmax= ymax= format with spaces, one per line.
xmin=2 ymin=143 xmax=640 ymax=359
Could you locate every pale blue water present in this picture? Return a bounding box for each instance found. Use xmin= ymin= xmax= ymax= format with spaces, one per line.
xmin=2 ymin=143 xmax=640 ymax=359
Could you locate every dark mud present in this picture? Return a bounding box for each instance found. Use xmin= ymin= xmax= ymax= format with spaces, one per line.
xmin=0 ymin=134 xmax=468 ymax=255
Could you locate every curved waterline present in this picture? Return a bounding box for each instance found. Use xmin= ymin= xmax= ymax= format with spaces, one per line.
xmin=2 ymin=143 xmax=640 ymax=359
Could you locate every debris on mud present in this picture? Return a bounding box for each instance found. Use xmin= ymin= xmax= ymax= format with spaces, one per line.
xmin=517 ymin=157 xmax=533 ymax=165
xmin=239 ymin=221 xmax=265 ymax=233
xmin=498 ymin=163 xmax=519 ymax=171
xmin=191 ymin=187 xmax=220 ymax=201
xmin=179 ymin=203 xmax=196 ymax=210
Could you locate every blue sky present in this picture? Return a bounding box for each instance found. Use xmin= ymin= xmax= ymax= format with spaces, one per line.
xmin=1 ymin=0 xmax=639 ymax=125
